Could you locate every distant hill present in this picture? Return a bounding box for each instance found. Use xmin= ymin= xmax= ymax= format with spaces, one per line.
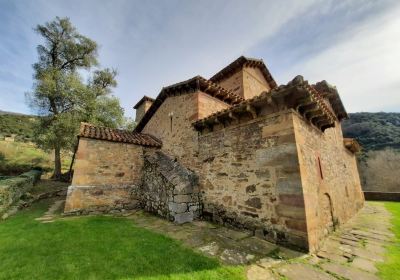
xmin=0 ymin=112 xmax=39 ymax=142
xmin=0 ymin=110 xmax=34 ymax=116
xmin=342 ymin=112 xmax=400 ymax=152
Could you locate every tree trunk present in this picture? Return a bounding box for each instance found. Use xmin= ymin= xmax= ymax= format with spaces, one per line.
xmin=53 ymin=144 xmax=62 ymax=180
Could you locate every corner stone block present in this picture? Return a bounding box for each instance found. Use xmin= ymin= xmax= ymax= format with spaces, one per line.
xmin=168 ymin=202 xmax=188 ymax=213
xmin=174 ymin=194 xmax=191 ymax=203
xmin=174 ymin=212 xmax=193 ymax=224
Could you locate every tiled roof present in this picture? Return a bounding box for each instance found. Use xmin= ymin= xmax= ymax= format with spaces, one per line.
xmin=133 ymin=95 xmax=155 ymax=109
xmin=79 ymin=122 xmax=161 ymax=147
xmin=134 ymin=76 xmax=244 ymax=132
xmin=313 ymin=81 xmax=348 ymax=120
xmin=344 ymin=138 xmax=361 ymax=153
xmin=210 ymin=56 xmax=278 ymax=89
xmin=193 ymin=75 xmax=338 ymax=132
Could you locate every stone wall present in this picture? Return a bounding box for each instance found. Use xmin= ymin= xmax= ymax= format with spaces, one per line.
xmin=242 ymin=67 xmax=271 ymax=99
xmin=292 ymin=113 xmax=364 ymax=252
xmin=215 ymin=67 xmax=271 ymax=100
xmin=135 ymin=100 xmax=153 ymax=123
xmin=197 ymin=110 xmax=308 ymax=249
xmin=64 ymin=185 xmax=139 ymax=215
xmin=65 ymin=138 xmax=146 ymax=214
xmin=72 ymin=138 xmax=144 ymax=186
xmin=140 ymin=151 xmax=201 ymax=224
xmin=142 ymin=91 xmax=229 ymax=169
xmin=0 ymin=170 xmax=42 ymax=215
xmin=217 ymin=70 xmax=244 ymax=98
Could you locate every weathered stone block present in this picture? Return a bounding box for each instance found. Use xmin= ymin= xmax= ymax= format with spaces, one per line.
xmin=174 ymin=212 xmax=193 ymax=224
xmin=275 ymin=205 xmax=305 ymax=220
xmin=168 ymin=202 xmax=188 ymax=213
xmin=174 ymin=194 xmax=191 ymax=203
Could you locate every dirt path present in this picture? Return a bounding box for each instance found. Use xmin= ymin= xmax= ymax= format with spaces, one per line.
xmin=35 ymin=200 xmax=65 ymax=223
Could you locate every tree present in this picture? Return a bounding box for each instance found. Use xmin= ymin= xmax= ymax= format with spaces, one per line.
xmin=27 ymin=17 xmax=124 ymax=179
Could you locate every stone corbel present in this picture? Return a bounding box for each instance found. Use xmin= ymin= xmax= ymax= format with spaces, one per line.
xmin=246 ymin=104 xmax=257 ymax=119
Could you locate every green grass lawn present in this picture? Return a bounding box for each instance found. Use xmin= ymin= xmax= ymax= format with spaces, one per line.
xmin=0 ymin=199 xmax=245 ymax=280
xmin=378 ymin=202 xmax=400 ymax=280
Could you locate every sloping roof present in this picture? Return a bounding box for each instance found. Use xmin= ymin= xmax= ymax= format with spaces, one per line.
xmin=133 ymin=95 xmax=155 ymax=109
xmin=343 ymin=138 xmax=361 ymax=153
xmin=313 ymin=81 xmax=348 ymax=120
xmin=209 ymin=56 xmax=278 ymax=89
xmin=193 ymin=75 xmax=337 ymax=132
xmin=79 ymin=122 xmax=161 ymax=147
xmin=134 ymin=76 xmax=244 ymax=132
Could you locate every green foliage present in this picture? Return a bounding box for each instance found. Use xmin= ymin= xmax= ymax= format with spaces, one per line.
xmin=0 ymin=114 xmax=38 ymax=142
xmin=0 ymin=141 xmax=70 ymax=176
xmin=26 ymin=17 xmax=125 ymax=177
xmin=0 ymin=198 xmax=245 ymax=280
xmin=121 ymin=117 xmax=137 ymax=130
xmin=378 ymin=202 xmax=400 ymax=279
xmin=342 ymin=112 xmax=400 ymax=152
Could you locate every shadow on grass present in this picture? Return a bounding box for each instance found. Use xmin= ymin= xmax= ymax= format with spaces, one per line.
xmin=0 ymin=200 xmax=245 ymax=280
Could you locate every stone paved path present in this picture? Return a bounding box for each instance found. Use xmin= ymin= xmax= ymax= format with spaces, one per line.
xmin=122 ymin=202 xmax=393 ymax=279
xmin=246 ymin=202 xmax=393 ymax=280
xmin=124 ymin=211 xmax=305 ymax=266
xmin=35 ymin=200 xmax=64 ymax=223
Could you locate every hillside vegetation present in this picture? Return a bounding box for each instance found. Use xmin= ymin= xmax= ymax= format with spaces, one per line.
xmin=342 ymin=112 xmax=400 ymax=192
xmin=0 ymin=113 xmax=38 ymax=142
xmin=0 ymin=113 xmax=71 ymax=176
xmin=342 ymin=112 xmax=400 ymax=152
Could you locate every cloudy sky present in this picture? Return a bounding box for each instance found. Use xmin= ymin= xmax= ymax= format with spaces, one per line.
xmin=0 ymin=0 xmax=399 ymax=117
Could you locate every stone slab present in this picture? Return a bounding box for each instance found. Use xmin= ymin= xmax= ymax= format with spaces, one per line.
xmin=247 ymin=265 xmax=277 ymax=280
xmin=321 ymin=262 xmax=380 ymax=280
xmin=173 ymin=212 xmax=193 ymax=224
xmin=351 ymin=257 xmax=378 ymax=274
xmin=276 ymin=263 xmax=336 ymax=280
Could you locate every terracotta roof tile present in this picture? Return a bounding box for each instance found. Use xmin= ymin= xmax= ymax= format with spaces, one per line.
xmin=193 ymin=75 xmax=338 ymax=132
xmin=210 ymin=56 xmax=278 ymax=89
xmin=134 ymin=76 xmax=244 ymax=132
xmin=313 ymin=81 xmax=348 ymax=120
xmin=79 ymin=122 xmax=161 ymax=147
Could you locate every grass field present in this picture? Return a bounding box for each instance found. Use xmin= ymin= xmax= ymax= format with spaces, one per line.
xmin=378 ymin=202 xmax=400 ymax=280
xmin=0 ymin=140 xmax=70 ymax=175
xmin=0 ymin=198 xmax=245 ymax=280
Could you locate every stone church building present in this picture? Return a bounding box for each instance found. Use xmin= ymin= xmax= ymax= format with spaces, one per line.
xmin=65 ymin=56 xmax=364 ymax=252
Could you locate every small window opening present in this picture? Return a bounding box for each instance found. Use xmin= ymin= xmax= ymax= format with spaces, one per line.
xmin=168 ymin=112 xmax=174 ymax=132
xmin=317 ymin=156 xmax=324 ymax=180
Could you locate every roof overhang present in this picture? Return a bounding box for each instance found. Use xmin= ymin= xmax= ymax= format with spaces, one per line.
xmin=193 ymin=75 xmax=337 ymax=133
xmin=134 ymin=76 xmax=244 ymax=132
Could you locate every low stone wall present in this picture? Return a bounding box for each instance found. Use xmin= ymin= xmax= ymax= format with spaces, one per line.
xmin=364 ymin=191 xmax=400 ymax=202
xmin=64 ymin=185 xmax=140 ymax=215
xmin=140 ymin=151 xmax=201 ymax=224
xmin=0 ymin=170 xmax=42 ymax=215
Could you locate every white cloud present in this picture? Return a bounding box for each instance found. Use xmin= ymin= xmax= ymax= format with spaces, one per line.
xmin=280 ymin=4 xmax=400 ymax=112
xmin=0 ymin=0 xmax=398 ymax=115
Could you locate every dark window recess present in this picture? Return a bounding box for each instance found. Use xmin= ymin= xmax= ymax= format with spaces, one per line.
xmin=317 ymin=157 xmax=324 ymax=180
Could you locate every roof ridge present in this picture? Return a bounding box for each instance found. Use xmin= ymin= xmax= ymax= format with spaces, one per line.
xmin=209 ymin=56 xmax=277 ymax=89
xmin=78 ymin=122 xmax=162 ymax=147
xmin=134 ymin=75 xmax=244 ymax=132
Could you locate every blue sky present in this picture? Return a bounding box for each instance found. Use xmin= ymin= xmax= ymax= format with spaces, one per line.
xmin=0 ymin=0 xmax=399 ymax=117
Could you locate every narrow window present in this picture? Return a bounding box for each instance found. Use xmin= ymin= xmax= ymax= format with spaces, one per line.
xmin=317 ymin=156 xmax=324 ymax=180
xmin=168 ymin=112 xmax=174 ymax=132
